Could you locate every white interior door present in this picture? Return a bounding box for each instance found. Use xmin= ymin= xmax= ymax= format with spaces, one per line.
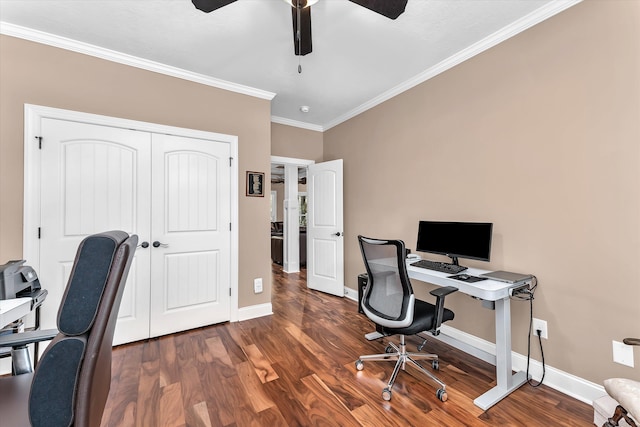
xmin=149 ymin=134 xmax=231 ymax=337
xmin=307 ymin=159 xmax=344 ymax=296
xmin=38 ymin=117 xmax=232 ymax=344
xmin=39 ymin=118 xmax=152 ymax=344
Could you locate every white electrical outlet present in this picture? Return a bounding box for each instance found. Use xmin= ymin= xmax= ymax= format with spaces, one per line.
xmin=613 ymin=340 xmax=634 ymax=367
xmin=532 ymin=318 xmax=548 ymax=340
xmin=254 ymin=278 xmax=263 ymax=294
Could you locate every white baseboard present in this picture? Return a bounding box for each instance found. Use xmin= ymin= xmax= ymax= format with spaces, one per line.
xmin=344 ymin=286 xmax=605 ymax=406
xmin=434 ymin=324 xmax=605 ymax=405
xmin=344 ymin=286 xmax=359 ymax=301
xmin=237 ymin=303 xmax=273 ymax=321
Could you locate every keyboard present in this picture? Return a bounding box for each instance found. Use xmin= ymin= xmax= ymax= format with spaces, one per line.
xmin=410 ymin=259 xmax=468 ymax=274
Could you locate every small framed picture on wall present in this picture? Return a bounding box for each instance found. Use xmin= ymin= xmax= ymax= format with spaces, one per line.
xmin=246 ymin=171 xmax=265 ymax=197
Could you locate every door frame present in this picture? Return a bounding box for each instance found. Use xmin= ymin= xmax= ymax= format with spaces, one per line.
xmin=270 ymin=156 xmax=314 ymax=272
xmin=23 ymin=104 xmax=240 ymax=321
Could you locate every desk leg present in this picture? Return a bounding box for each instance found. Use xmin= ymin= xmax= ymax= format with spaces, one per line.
xmin=473 ymin=297 xmax=527 ymax=410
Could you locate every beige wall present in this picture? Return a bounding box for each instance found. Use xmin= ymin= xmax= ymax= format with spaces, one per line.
xmin=270 ymin=122 xmax=322 ymax=223
xmin=324 ymin=0 xmax=640 ymax=385
xmin=271 ymin=123 xmax=323 ymax=162
xmin=0 ymin=35 xmax=272 ymax=309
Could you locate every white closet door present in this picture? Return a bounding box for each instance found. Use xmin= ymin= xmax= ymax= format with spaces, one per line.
xmin=149 ymin=133 xmax=231 ymax=336
xmin=39 ymin=118 xmax=152 ymax=344
xmin=39 ymin=119 xmax=232 ymax=344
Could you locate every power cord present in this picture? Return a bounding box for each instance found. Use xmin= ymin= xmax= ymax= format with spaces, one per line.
xmin=511 ymin=276 xmax=546 ymax=387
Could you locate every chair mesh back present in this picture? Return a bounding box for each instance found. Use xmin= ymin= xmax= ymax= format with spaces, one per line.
xmin=359 ymin=237 xmax=411 ymax=322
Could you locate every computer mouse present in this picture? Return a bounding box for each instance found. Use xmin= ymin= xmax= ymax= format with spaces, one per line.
xmin=458 ymin=274 xmax=470 ymax=280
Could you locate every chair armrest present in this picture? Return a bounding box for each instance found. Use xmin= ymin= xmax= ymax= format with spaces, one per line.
xmin=429 ymin=286 xmax=458 ymax=334
xmin=623 ymin=338 xmax=640 ymax=346
xmin=429 ymin=286 xmax=459 ymax=298
xmin=0 ymin=329 xmax=57 ymax=348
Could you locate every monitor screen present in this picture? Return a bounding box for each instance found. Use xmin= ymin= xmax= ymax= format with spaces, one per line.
xmin=416 ymin=221 xmax=493 ymax=263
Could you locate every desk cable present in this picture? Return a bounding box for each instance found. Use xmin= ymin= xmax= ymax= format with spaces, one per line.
xmin=511 ymin=276 xmax=545 ymax=387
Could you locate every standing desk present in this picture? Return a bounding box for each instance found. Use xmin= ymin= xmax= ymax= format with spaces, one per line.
xmin=0 ymin=298 xmax=31 ymax=329
xmin=406 ymin=261 xmax=530 ymax=410
xmin=0 ymin=293 xmax=48 ymax=374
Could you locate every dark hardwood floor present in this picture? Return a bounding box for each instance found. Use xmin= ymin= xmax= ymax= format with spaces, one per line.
xmin=101 ymin=264 xmax=594 ymax=426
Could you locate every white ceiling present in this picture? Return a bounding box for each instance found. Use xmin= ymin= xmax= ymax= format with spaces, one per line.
xmin=0 ymin=0 xmax=580 ymax=131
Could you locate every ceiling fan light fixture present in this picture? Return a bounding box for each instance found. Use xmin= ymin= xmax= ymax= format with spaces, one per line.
xmin=282 ymin=0 xmax=319 ymax=9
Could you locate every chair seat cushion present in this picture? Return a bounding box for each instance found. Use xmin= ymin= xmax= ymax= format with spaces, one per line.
xmin=604 ymin=378 xmax=640 ymax=421
xmin=380 ymin=299 xmax=454 ymax=336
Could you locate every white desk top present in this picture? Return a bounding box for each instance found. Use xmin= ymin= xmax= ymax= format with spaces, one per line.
xmin=365 ymin=258 xmax=530 ymax=301
xmin=0 ymin=297 xmax=32 ymax=329
xmin=405 ymin=261 xmax=528 ymax=301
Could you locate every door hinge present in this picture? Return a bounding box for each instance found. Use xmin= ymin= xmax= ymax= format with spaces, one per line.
xmin=36 ymin=136 xmax=42 ymax=149
xmin=229 ymin=222 xmax=232 ymax=231
xmin=38 ymin=227 xmax=41 ymax=239
xmin=229 ymin=157 xmax=233 ymax=167
xmin=229 ymin=288 xmax=231 ymax=296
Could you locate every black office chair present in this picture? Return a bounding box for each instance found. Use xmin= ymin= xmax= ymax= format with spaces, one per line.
xmin=603 ymin=338 xmax=640 ymax=427
xmin=355 ymin=236 xmax=458 ymax=402
xmin=0 ymin=230 xmax=137 ymax=427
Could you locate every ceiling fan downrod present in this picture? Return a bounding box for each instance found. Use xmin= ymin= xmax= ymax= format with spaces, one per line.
xmin=296 ymin=0 xmax=303 ymax=73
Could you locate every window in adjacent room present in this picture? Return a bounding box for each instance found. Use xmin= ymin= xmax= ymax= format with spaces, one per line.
xmin=270 ymin=191 xmax=277 ymax=222
xmin=298 ymin=193 xmax=307 ymax=227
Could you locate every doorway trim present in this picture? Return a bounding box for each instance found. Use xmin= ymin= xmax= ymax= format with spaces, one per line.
xmin=270 ymin=156 xmax=314 ymax=272
xmin=23 ymin=104 xmax=240 ymax=321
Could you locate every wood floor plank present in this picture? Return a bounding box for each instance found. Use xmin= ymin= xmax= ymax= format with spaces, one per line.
xmin=159 ymin=334 xmax=179 ymax=388
xmin=186 ymin=401 xmax=213 ymax=427
xmin=236 ymin=361 xmax=276 ymax=412
xmin=159 ymin=382 xmax=186 ymax=427
xmin=135 ymin=360 xmax=161 ymax=427
xmin=103 ymin=343 xmax=144 ymax=426
xmin=101 ymin=264 xmax=595 ymax=427
xmin=242 ymin=343 xmax=279 ymax=383
xmin=299 ymin=373 xmax=361 ymax=425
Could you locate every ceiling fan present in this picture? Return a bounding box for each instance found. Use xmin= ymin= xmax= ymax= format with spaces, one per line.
xmin=191 ymin=0 xmax=408 ymax=56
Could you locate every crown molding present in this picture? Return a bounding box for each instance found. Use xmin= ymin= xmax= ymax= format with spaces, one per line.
xmin=323 ymin=0 xmax=583 ymax=130
xmin=0 ymin=22 xmax=276 ymax=101
xmin=271 ymin=116 xmax=324 ymax=132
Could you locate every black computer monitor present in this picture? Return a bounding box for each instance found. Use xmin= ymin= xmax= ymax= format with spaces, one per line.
xmin=416 ymin=221 xmax=493 ymax=265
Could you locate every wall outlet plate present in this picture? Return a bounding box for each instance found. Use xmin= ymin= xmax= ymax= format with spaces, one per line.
xmin=254 ymin=278 xmax=263 ymax=294
xmin=532 ymin=318 xmax=548 ymax=340
xmin=613 ymin=340 xmax=634 ymax=367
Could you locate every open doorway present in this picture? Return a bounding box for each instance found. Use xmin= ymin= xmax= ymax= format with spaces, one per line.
xmin=270 ymin=156 xmax=314 ymax=273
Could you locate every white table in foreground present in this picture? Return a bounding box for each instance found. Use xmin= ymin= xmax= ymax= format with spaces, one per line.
xmin=0 ymin=297 xmax=32 ymax=329
xmin=405 ymin=261 xmax=530 ymax=410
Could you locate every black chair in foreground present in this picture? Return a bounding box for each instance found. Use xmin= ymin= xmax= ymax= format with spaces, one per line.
xmin=0 ymin=230 xmax=137 ymax=427
xmin=603 ymin=338 xmax=640 ymax=427
xmin=355 ymin=235 xmax=458 ymax=402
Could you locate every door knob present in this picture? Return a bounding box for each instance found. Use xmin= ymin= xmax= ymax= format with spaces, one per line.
xmin=334 ymin=232 xmax=342 ymax=237
xmin=152 ymin=241 xmax=169 ymax=248
xmin=138 ymin=241 xmax=149 ymax=249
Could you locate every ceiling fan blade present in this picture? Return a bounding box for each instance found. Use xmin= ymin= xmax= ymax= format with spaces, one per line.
xmin=191 ymin=0 xmax=237 ymax=13
xmin=291 ymin=3 xmax=312 ymax=56
xmin=348 ymin=0 xmax=408 ymax=19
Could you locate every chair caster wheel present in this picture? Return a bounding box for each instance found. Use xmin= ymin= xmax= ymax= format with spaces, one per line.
xmin=385 ymin=344 xmax=394 ymax=353
xmin=382 ymin=388 xmax=392 ymax=401
xmin=436 ymin=388 xmax=448 ymax=402
xmin=432 ymin=359 xmax=439 ymax=370
xmin=355 ymin=360 xmax=364 ymax=371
